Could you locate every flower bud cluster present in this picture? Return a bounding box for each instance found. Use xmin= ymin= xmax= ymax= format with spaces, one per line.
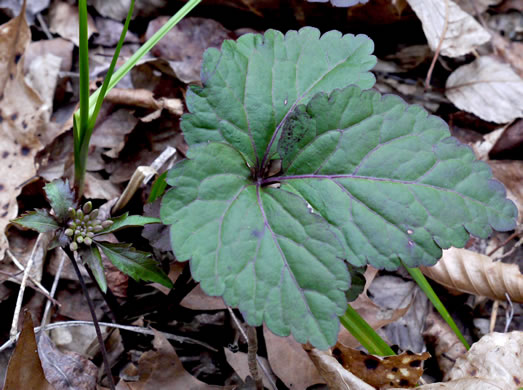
xmin=65 ymin=202 xmax=113 ymax=251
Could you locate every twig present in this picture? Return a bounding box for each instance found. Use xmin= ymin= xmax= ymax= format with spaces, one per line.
xmin=7 ymin=249 xmax=56 ymax=303
xmin=64 ymin=247 xmax=116 ymax=390
xmin=36 ymin=13 xmax=53 ymax=40
xmin=41 ymin=250 xmax=67 ymax=327
xmin=247 ymin=326 xmax=263 ymax=390
xmin=504 ymin=293 xmax=514 ymax=333
xmin=227 ymin=307 xmax=277 ymax=390
xmin=9 ymin=234 xmax=44 ymax=340
xmin=487 ymin=230 xmax=521 ymax=257
xmin=489 ymin=300 xmax=499 ymax=333
xmin=0 ymin=320 xmax=218 ymax=353
xmin=425 ymin=0 xmax=449 ymax=90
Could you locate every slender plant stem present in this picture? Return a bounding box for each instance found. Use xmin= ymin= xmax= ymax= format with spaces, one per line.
xmin=64 ymin=248 xmax=115 ymax=390
xmin=404 ymin=265 xmax=470 ymax=350
xmin=340 ymin=305 xmax=395 ymax=356
xmin=247 ymin=326 xmax=263 ymax=390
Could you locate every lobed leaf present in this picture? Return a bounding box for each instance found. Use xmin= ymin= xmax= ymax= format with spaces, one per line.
xmin=182 ymin=27 xmax=376 ymax=168
xmin=12 ymin=210 xmax=59 ymax=233
xmin=96 ymin=241 xmax=172 ymax=288
xmin=161 ymin=143 xmax=350 ymax=349
xmin=43 ymin=179 xmax=76 ymax=222
xmin=161 ymin=29 xmax=517 ymax=349
xmin=274 ymin=86 xmax=517 ymax=269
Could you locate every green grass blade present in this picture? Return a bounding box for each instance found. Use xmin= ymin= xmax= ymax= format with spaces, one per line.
xmin=404 ymin=265 xmax=470 ymax=350
xmin=340 ymin=304 xmax=395 ymax=356
xmin=79 ymin=0 xmax=201 ymax=122
xmin=88 ymin=0 xmax=135 ymax=130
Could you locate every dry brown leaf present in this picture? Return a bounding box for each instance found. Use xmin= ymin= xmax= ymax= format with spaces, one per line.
xmin=38 ymin=332 xmax=98 ymax=390
xmin=490 ymin=120 xmax=523 ymax=160
xmin=0 ymin=1 xmax=48 ymax=259
xmin=338 ymin=267 xmax=411 ymax=348
xmin=423 ymin=309 xmax=468 ymax=376
xmin=446 ymin=331 xmax=523 ymax=387
xmin=445 ymin=56 xmax=523 ymax=123
xmin=333 ymin=344 xmax=430 ymax=389
xmin=489 ymin=160 xmax=523 ymax=222
xmin=406 ymin=0 xmax=491 ymax=57
xmin=306 ymin=348 xmax=375 ymax=390
xmin=102 ymin=88 xmax=183 ymax=119
xmin=3 ymin=312 xmax=56 ymax=390
xmin=491 ymin=33 xmax=523 ymax=78
xmin=145 ymin=17 xmax=231 ymax=84
xmin=420 ymin=247 xmax=523 ymax=303
xmin=263 ymin=324 xmax=325 ymax=389
xmin=49 ymin=1 xmax=97 ymax=46
xmin=118 ymin=330 xmax=224 ymax=389
xmin=91 ymin=109 xmax=139 ymax=158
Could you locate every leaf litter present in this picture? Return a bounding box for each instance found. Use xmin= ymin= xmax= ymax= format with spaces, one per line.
xmin=0 ymin=0 xmax=522 ymax=389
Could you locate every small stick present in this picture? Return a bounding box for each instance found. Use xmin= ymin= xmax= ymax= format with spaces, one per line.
xmin=487 ymin=230 xmax=520 ymax=257
xmin=0 ymin=319 xmax=218 ymax=353
xmin=425 ymin=0 xmax=449 ymax=90
xmin=41 ymin=250 xmax=67 ymax=327
xmin=7 ymin=249 xmax=54 ymax=301
xmin=9 ymin=234 xmax=44 ymax=340
xmin=489 ymin=300 xmax=500 ymax=333
xmin=64 ymin=247 xmax=116 ymax=390
xmin=247 ymin=326 xmax=263 ymax=390
xmin=504 ymin=293 xmax=514 ymax=333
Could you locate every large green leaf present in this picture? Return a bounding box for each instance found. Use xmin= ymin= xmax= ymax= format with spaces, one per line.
xmin=12 ymin=210 xmax=59 ymax=233
xmin=43 ymin=180 xmax=76 ymax=222
xmin=97 ymin=242 xmax=172 ymax=288
xmin=161 ymin=142 xmax=350 ymax=349
xmin=161 ymin=30 xmax=517 ymax=349
xmin=182 ymin=27 xmax=376 ymax=169
xmin=272 ymin=87 xmax=517 ymax=269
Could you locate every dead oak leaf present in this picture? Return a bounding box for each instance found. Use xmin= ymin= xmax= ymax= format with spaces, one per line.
xmin=0 ymin=1 xmax=48 ymax=259
xmin=333 ymin=344 xmax=430 ymax=389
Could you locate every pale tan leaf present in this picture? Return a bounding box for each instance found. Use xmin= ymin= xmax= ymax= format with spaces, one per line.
xmin=445 ymin=56 xmax=523 ymax=123
xmin=420 ymin=248 xmax=523 ymax=303
xmin=263 ymin=325 xmax=325 ymax=389
xmin=446 ymin=331 xmax=523 ymax=387
xmin=406 ymin=0 xmax=491 ymax=57
xmin=306 ymin=348 xmax=375 ymax=390
xmin=49 ymin=1 xmax=97 ymax=46
xmin=0 ymin=1 xmax=47 ymax=259
xmin=395 ymin=377 xmax=504 ymax=389
xmin=223 ymin=348 xmax=275 ymax=389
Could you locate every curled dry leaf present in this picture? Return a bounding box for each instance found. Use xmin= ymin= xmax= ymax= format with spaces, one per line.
xmin=305 ymin=348 xmax=375 ymax=390
xmin=446 ymin=331 xmax=523 ymax=387
xmin=333 ymin=343 xmax=430 ymax=389
xmin=406 ymin=0 xmax=491 ymax=57
xmin=0 ymin=2 xmax=48 ymax=259
xmin=102 ymin=88 xmax=183 ymax=119
xmin=423 ymin=309 xmax=468 ymax=376
xmin=420 ymin=247 xmax=523 ymax=303
xmin=445 ymin=56 xmax=523 ymax=123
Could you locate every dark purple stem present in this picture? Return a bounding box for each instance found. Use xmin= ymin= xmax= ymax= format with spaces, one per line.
xmin=64 ymin=247 xmax=115 ymax=390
